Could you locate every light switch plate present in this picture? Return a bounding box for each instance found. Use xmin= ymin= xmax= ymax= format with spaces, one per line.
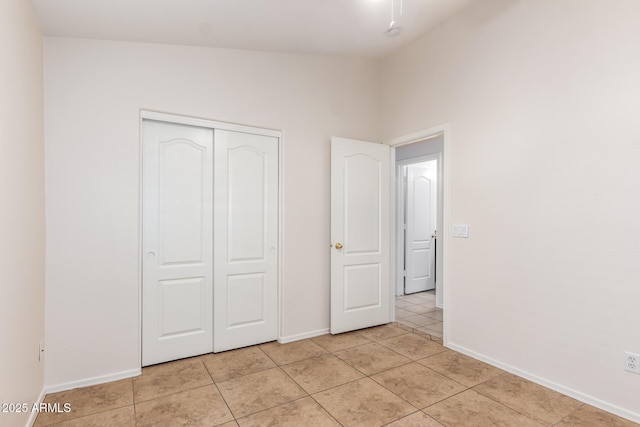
xmin=452 ymin=224 xmax=469 ymax=238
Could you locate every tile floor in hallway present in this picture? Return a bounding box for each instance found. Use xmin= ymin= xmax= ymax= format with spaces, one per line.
xmin=395 ymin=290 xmax=443 ymax=338
xmin=35 ymin=291 xmax=637 ymax=426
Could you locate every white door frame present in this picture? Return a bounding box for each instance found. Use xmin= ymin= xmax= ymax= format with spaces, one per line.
xmin=138 ymin=110 xmax=284 ymax=366
xmin=386 ymin=124 xmax=451 ymax=344
xmin=396 ymin=154 xmax=441 ymax=297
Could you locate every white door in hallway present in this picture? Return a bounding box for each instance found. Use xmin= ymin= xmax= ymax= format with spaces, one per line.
xmin=213 ymin=129 xmax=279 ymax=352
xmin=330 ymin=137 xmax=391 ymax=334
xmin=142 ymin=120 xmax=214 ymax=366
xmin=404 ymin=161 xmax=437 ymax=294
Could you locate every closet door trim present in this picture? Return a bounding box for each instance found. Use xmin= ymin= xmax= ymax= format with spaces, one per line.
xmin=141 ymin=110 xmax=281 ymax=138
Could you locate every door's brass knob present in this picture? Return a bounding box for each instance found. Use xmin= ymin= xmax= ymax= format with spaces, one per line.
xmin=335 ymin=243 xmax=343 ymax=249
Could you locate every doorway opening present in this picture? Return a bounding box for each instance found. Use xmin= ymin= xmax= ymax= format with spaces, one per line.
xmin=389 ymin=129 xmax=448 ymax=340
xmin=329 ymin=125 xmax=450 ymax=342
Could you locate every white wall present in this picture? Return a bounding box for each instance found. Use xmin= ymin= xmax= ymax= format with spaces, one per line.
xmin=44 ymin=38 xmax=381 ymax=387
xmin=382 ymin=0 xmax=640 ymax=420
xmin=0 ymin=1 xmax=45 ymax=426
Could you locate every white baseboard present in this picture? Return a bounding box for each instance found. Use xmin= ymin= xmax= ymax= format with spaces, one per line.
xmin=279 ymin=328 xmax=329 ymax=344
xmin=25 ymin=387 xmax=46 ymax=427
xmin=447 ymin=341 xmax=640 ymax=424
xmin=44 ymin=368 xmax=141 ymax=395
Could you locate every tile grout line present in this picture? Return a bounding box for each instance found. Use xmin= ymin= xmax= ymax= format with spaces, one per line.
xmin=199 ymin=347 xmax=279 ymax=384
xmin=269 ymin=328 xmax=446 ymax=425
xmin=367 ymin=361 xmax=472 ymax=414
xmin=267 ymin=365 xmax=348 ymax=426
xmin=34 ymin=378 xmax=137 ymax=427
xmin=468 ymin=373 xmax=553 ymax=426
xmin=551 ymin=403 xmax=587 ymax=427
xmin=132 ymin=368 xmax=214 ymax=404
xmin=378 ymin=410 xmax=437 ymax=427
xmin=201 ymin=357 xmax=237 ymax=425
xmin=131 ymin=378 xmax=138 ymax=426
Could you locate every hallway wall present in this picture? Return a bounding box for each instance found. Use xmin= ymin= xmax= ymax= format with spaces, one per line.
xmin=382 ymin=0 xmax=640 ymax=419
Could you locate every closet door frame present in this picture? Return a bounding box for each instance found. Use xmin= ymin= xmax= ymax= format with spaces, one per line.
xmin=138 ymin=110 xmax=283 ymax=367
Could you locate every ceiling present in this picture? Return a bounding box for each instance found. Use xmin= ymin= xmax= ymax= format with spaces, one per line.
xmin=30 ymin=0 xmax=476 ymax=59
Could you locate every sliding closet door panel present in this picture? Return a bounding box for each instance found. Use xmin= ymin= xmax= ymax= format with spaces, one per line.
xmin=214 ymin=129 xmax=278 ymax=352
xmin=142 ymin=120 xmax=214 ymax=366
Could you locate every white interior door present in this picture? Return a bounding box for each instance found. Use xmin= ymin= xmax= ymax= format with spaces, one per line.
xmin=331 ymin=137 xmax=391 ymax=334
xmin=213 ymin=129 xmax=279 ymax=352
xmin=142 ymin=120 xmax=214 ymax=366
xmin=404 ymin=161 xmax=437 ymax=294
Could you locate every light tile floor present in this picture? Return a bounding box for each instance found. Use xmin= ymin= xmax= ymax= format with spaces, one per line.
xmin=395 ymin=290 xmax=443 ymax=338
xmin=35 ymin=299 xmax=638 ymax=426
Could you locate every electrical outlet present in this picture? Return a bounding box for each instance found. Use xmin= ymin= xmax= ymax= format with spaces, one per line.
xmin=624 ymin=352 xmax=640 ymax=373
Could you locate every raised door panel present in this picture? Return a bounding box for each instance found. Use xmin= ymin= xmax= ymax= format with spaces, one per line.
xmin=158 ymin=140 xmax=207 ymax=266
xmin=344 ymin=154 xmax=381 ymax=255
xmin=411 ymin=176 xmax=432 ymax=243
xmin=227 ymin=147 xmax=266 ymax=262
xmin=158 ymin=277 xmax=207 ymax=337
xmin=226 ymin=273 xmax=265 ymax=328
xmin=343 ymin=264 xmax=381 ymax=311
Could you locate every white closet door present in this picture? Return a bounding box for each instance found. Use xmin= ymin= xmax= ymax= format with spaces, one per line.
xmin=142 ymin=120 xmax=214 ymax=366
xmin=213 ymin=129 xmax=279 ymax=352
